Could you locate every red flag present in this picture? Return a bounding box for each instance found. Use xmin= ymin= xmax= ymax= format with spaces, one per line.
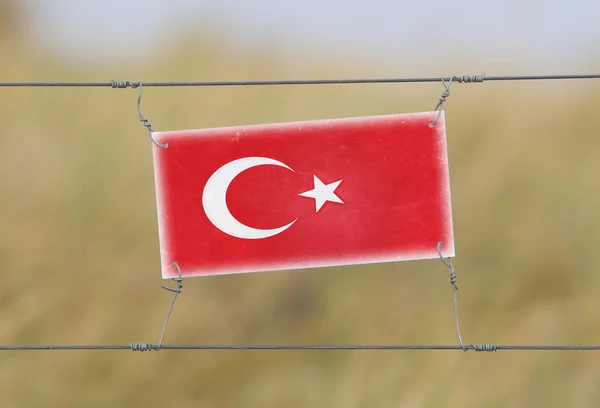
xmin=152 ymin=111 xmax=454 ymax=279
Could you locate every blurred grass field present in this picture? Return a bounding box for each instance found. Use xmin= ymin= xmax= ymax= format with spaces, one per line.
xmin=2 ymin=4 xmax=600 ymax=407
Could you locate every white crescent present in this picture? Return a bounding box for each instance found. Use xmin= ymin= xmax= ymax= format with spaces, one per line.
xmin=202 ymin=157 xmax=297 ymax=239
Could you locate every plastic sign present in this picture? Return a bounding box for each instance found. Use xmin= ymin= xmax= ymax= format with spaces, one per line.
xmin=152 ymin=111 xmax=454 ymax=279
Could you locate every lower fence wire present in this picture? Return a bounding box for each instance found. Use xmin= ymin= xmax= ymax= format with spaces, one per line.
xmin=0 ymin=345 xmax=599 ymax=352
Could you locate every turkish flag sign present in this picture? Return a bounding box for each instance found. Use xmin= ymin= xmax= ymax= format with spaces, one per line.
xmin=151 ymin=111 xmax=455 ymax=279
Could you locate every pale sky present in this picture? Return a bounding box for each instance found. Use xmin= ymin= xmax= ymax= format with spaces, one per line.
xmin=21 ymin=0 xmax=600 ymax=71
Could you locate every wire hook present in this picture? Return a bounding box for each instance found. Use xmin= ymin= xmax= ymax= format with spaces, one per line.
xmin=156 ymin=262 xmax=184 ymax=350
xmin=137 ymin=82 xmax=168 ymax=148
xmin=437 ymin=241 xmax=467 ymax=351
xmin=429 ymin=77 xmax=453 ymax=128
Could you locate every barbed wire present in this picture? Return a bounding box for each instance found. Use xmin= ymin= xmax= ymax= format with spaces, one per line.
xmin=0 ymin=73 xmax=599 ymax=88
xmin=1 ymin=344 xmax=599 ymax=352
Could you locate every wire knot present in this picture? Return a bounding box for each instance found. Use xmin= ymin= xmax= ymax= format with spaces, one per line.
xmin=434 ymin=87 xmax=451 ymax=112
xmin=470 ymin=344 xmax=499 ymax=352
xmin=130 ymin=343 xmax=155 ymax=352
xmin=437 ymin=242 xmax=458 ymax=290
xmin=140 ymin=117 xmax=154 ymax=135
xmin=161 ymin=277 xmax=183 ymax=294
xmin=429 ymin=78 xmax=453 ymax=127
xmin=161 ymin=263 xmax=184 ymax=294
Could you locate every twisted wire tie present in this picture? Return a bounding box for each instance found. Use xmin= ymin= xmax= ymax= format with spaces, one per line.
xmin=111 ymin=80 xmax=167 ymax=147
xmin=111 ymin=80 xmax=138 ymax=89
xmin=454 ymin=74 xmax=485 ymax=83
xmin=430 ymin=74 xmax=484 ymax=127
xmin=471 ymin=344 xmax=499 ymax=352
xmin=130 ymin=343 xmax=154 ymax=352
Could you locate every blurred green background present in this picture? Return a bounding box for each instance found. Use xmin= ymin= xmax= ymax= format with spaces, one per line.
xmin=2 ymin=1 xmax=600 ymax=407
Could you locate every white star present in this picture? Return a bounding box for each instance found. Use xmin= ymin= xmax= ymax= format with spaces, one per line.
xmin=298 ymin=175 xmax=344 ymax=212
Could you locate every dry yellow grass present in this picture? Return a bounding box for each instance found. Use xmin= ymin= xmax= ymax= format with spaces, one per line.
xmin=1 ymin=7 xmax=600 ymax=407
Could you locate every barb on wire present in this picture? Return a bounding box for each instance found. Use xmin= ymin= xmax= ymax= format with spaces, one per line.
xmin=136 ymin=82 xmax=167 ymax=148
xmin=1 ymin=73 xmax=599 ymax=87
